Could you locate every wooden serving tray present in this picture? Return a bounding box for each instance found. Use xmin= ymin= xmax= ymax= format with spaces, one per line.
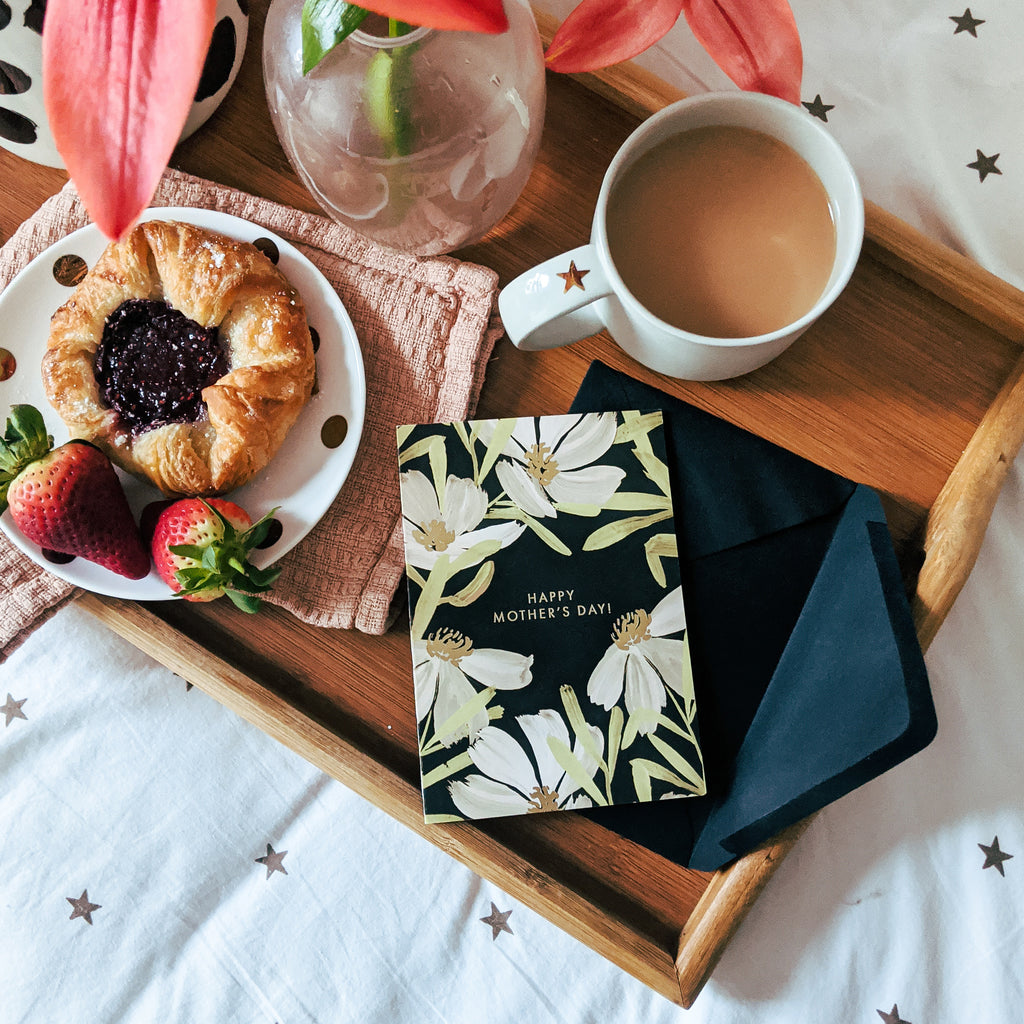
xmin=7 ymin=3 xmax=1024 ymax=1005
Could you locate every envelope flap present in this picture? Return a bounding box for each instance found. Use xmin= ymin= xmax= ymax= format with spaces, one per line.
xmin=687 ymin=485 xmax=936 ymax=869
xmin=571 ymin=362 xmax=856 ymax=558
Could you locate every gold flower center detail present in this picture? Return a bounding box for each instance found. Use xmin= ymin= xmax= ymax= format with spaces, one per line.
xmin=526 ymin=784 xmax=559 ymax=812
xmin=425 ymin=628 xmax=474 ymax=666
xmin=524 ymin=443 xmax=560 ymax=486
xmin=413 ymin=518 xmax=456 ymax=552
xmin=612 ymin=609 xmax=652 ymax=650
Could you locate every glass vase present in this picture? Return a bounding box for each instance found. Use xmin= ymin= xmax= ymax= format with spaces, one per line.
xmin=262 ymin=0 xmax=546 ymax=256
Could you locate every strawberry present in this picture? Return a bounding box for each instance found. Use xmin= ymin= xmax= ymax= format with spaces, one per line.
xmin=150 ymin=497 xmax=281 ymax=612
xmin=0 ymin=404 xmax=150 ymax=579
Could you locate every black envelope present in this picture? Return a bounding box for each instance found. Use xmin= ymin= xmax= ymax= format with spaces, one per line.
xmin=570 ymin=361 xmax=936 ymax=871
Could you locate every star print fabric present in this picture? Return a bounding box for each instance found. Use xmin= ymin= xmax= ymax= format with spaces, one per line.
xmin=0 ymin=606 xmax=680 ymax=1022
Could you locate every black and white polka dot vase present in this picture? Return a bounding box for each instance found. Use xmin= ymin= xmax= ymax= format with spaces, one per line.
xmin=0 ymin=0 xmax=249 ymax=169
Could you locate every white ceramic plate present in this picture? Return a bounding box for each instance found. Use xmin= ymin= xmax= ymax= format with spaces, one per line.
xmin=0 ymin=207 xmax=366 ymax=599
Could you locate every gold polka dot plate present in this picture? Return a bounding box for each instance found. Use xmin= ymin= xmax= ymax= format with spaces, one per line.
xmin=0 ymin=207 xmax=366 ymax=600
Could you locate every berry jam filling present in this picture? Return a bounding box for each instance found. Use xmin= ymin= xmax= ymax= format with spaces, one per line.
xmin=95 ymin=299 xmax=228 ymax=436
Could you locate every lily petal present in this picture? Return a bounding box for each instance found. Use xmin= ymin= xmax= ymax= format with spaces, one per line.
xmin=507 ymin=417 xmax=541 ymax=460
xmin=411 ymin=648 xmax=440 ymax=719
xmin=544 ymin=464 xmax=626 ymax=507
xmin=644 ymin=637 xmax=692 ymax=700
xmin=460 ymin=646 xmax=533 ymax=690
xmin=650 ymin=585 xmax=686 ymax=637
xmin=450 ymin=774 xmax=528 ymax=819
xmin=442 ymin=520 xmax=525 ymax=562
xmin=441 ymin=475 xmax=488 ymax=535
xmin=42 ymin=0 xmax=218 ymax=241
xmin=518 ymin=710 xmax=572 ymax=789
xmin=681 ymin=0 xmax=803 ymax=104
xmin=545 ymin=0 xmax=684 ymax=73
xmin=468 ymin=725 xmax=537 ymax=790
xmin=547 ymin=412 xmax=618 ymax=469
xmin=624 ymin=653 xmax=667 ymax=728
xmin=496 ymin=460 xmax=556 ymax=519
xmin=400 ymin=469 xmax=442 ymax=524
xmin=434 ymin=660 xmax=488 ymax=744
xmin=586 ymin=644 xmax=627 ymax=709
xmin=356 ymin=0 xmax=508 ymax=34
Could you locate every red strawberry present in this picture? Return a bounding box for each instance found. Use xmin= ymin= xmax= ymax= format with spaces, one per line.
xmin=150 ymin=497 xmax=281 ymax=612
xmin=0 ymin=404 xmax=150 ymax=579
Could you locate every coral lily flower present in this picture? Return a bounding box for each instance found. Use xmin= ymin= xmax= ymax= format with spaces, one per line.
xmin=42 ymin=0 xmax=218 ymax=241
xmin=351 ymin=0 xmax=507 ymax=33
xmin=546 ymin=0 xmax=803 ymax=105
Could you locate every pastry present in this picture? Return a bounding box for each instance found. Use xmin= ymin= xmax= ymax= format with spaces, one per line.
xmin=41 ymin=219 xmax=316 ymax=496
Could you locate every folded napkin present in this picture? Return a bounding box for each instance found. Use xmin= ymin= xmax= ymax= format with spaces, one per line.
xmin=0 ymin=169 xmax=503 ymax=657
xmin=571 ymin=362 xmax=937 ymax=871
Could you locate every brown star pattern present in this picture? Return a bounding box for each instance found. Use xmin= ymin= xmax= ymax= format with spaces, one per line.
xmin=950 ymin=8 xmax=985 ymax=36
xmin=802 ymin=94 xmax=835 ymax=122
xmin=968 ymin=150 xmax=1001 ymax=182
xmin=256 ymin=843 xmax=289 ymax=879
xmin=480 ymin=901 xmax=514 ymax=940
xmin=557 ymin=260 xmax=589 ymax=292
xmin=979 ymin=835 xmax=1013 ymax=875
xmin=2 ymin=693 xmax=27 ymax=726
xmin=66 ymin=889 xmax=101 ymax=925
xmin=876 ymin=1004 xmax=911 ymax=1024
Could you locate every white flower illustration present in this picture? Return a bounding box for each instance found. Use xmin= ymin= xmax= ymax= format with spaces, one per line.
xmin=449 ymin=709 xmax=603 ymax=819
xmin=483 ymin=413 xmax=626 ymax=518
xmin=586 ymin=587 xmax=691 ymax=735
xmin=413 ymin=628 xmax=533 ymax=746
xmin=400 ymin=469 xmax=524 ymax=570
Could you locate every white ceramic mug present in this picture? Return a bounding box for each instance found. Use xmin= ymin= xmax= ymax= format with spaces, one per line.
xmin=497 ymin=91 xmax=864 ymax=381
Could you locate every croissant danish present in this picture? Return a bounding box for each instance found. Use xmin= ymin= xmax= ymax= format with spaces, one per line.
xmin=42 ymin=220 xmax=316 ymax=496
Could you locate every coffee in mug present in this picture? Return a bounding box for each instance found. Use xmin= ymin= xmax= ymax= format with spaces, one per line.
xmin=605 ymin=125 xmax=836 ymax=339
xmin=498 ymin=92 xmax=864 ymax=381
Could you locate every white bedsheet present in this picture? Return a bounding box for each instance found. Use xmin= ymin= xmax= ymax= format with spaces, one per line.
xmin=3 ymin=3 xmax=1023 ymax=1020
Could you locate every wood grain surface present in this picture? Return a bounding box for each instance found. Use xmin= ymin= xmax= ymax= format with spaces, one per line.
xmin=5 ymin=0 xmax=1024 ymax=1006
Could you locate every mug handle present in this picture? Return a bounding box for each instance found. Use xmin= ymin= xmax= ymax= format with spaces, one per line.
xmin=497 ymin=244 xmax=613 ymax=351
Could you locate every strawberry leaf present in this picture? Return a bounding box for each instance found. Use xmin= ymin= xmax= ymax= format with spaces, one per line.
xmin=245 ymin=519 xmax=276 ymax=549
xmin=247 ymin=565 xmax=283 ymax=590
xmin=166 ymin=502 xmax=283 ymax=612
xmin=0 ymin=404 xmax=54 ymax=510
xmin=227 ymin=591 xmax=264 ymax=614
xmin=174 ymin=567 xmax=215 ymax=587
xmin=42 ymin=0 xmax=218 ymax=241
xmin=169 ymin=543 xmax=210 ymax=561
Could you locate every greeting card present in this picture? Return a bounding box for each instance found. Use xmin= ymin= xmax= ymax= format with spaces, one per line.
xmin=396 ymin=410 xmax=706 ymax=823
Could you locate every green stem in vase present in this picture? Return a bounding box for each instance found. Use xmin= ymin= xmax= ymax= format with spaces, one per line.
xmin=364 ymin=22 xmax=418 ymax=159
xmin=301 ymin=3 xmax=419 ymax=159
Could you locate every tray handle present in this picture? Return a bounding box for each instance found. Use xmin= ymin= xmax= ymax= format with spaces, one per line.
xmin=912 ymin=348 xmax=1024 ymax=648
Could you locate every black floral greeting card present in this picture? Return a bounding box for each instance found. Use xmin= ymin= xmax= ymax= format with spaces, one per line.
xmin=396 ymin=410 xmax=706 ymax=823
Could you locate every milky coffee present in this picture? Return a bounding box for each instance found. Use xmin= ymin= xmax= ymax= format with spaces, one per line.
xmin=606 ymin=125 xmax=836 ymax=339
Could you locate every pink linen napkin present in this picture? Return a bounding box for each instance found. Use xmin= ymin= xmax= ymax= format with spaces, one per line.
xmin=0 ymin=168 xmax=503 ymax=656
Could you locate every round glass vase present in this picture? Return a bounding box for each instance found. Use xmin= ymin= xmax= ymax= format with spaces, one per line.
xmin=263 ymin=0 xmax=546 ymax=256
